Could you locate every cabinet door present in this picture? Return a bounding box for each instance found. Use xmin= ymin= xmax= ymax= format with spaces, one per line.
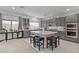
xmin=56 ymin=18 xmax=60 ymax=26
xmin=48 ymin=19 xmax=56 ymax=26
xmin=66 ymin=15 xmax=77 ymax=22
xmin=23 ymin=31 xmax=30 ymax=38
xmin=60 ymin=17 xmax=65 ymax=26
xmin=59 ymin=17 xmax=66 ymax=39
xmin=60 ymin=31 xmax=66 ymax=39
xmin=0 ymin=34 xmax=5 ymax=40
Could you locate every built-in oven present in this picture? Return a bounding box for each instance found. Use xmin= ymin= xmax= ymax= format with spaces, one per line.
xmin=66 ymin=23 xmax=77 ymax=38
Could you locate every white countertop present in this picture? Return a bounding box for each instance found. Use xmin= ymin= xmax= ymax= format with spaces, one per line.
xmin=31 ymin=31 xmax=58 ymax=37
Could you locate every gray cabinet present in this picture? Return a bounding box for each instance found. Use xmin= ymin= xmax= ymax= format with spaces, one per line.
xmin=23 ymin=18 xmax=29 ymax=29
xmin=56 ymin=18 xmax=60 ymax=26
xmin=66 ymin=15 xmax=77 ymax=22
xmin=58 ymin=17 xmax=66 ymax=39
xmin=0 ymin=34 xmax=5 ymax=40
xmin=40 ymin=20 xmax=46 ymax=28
xmin=56 ymin=17 xmax=65 ymax=26
xmin=60 ymin=17 xmax=65 ymax=26
xmin=23 ymin=30 xmax=30 ymax=38
xmin=47 ymin=17 xmax=66 ymax=39
xmin=47 ymin=19 xmax=55 ymax=26
xmin=59 ymin=31 xmax=66 ymax=39
xmin=64 ymin=14 xmax=79 ymax=43
xmin=21 ymin=18 xmax=30 ymax=38
xmin=0 ymin=13 xmax=2 ymax=29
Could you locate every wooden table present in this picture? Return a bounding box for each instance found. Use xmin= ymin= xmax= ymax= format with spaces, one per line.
xmin=31 ymin=31 xmax=58 ymax=48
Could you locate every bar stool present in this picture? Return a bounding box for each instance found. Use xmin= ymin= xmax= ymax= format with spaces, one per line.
xmin=33 ymin=36 xmax=44 ymax=51
xmin=55 ymin=36 xmax=60 ymax=46
xmin=47 ymin=36 xmax=57 ymax=51
xmin=29 ymin=34 xmax=35 ymax=44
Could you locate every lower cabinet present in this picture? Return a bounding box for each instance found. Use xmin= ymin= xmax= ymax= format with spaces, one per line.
xmin=23 ymin=30 xmax=30 ymax=38
xmin=0 ymin=34 xmax=5 ymax=40
xmin=18 ymin=32 xmax=22 ymax=38
xmin=13 ymin=33 xmax=17 ymax=38
xmin=7 ymin=33 xmax=12 ymax=39
xmin=59 ymin=31 xmax=66 ymax=39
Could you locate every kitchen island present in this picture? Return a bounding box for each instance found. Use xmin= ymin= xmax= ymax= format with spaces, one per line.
xmin=31 ymin=31 xmax=58 ymax=48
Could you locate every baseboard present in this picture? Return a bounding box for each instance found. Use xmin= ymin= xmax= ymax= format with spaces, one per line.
xmin=0 ymin=40 xmax=4 ymax=42
xmin=61 ymin=39 xmax=79 ymax=44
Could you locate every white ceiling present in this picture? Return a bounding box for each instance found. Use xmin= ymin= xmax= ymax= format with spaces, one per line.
xmin=0 ymin=6 xmax=79 ymax=17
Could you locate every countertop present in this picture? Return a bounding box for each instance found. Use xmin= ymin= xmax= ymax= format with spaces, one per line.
xmin=0 ymin=31 xmax=23 ymax=34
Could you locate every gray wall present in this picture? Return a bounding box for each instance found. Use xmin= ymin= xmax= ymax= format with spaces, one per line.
xmin=0 ymin=13 xmax=2 ymax=29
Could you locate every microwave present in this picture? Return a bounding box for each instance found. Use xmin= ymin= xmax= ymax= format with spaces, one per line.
xmin=67 ymin=23 xmax=77 ymax=28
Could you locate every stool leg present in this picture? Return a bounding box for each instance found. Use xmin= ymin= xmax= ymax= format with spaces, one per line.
xmin=55 ymin=40 xmax=57 ymax=48
xmin=51 ymin=40 xmax=53 ymax=51
xmin=30 ymin=37 xmax=32 ymax=44
xmin=58 ymin=38 xmax=60 ymax=45
xmin=43 ymin=39 xmax=44 ymax=48
xmin=50 ymin=40 xmax=52 ymax=46
xmin=39 ymin=42 xmax=40 ymax=51
xmin=33 ymin=39 xmax=36 ymax=47
xmin=47 ymin=39 xmax=48 ymax=48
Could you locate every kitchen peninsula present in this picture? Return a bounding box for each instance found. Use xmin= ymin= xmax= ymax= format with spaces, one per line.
xmin=0 ymin=30 xmax=23 ymax=42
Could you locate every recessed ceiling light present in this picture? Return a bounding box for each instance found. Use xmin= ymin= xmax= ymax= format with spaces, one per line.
xmin=20 ymin=6 xmax=24 ymax=8
xmin=66 ymin=9 xmax=70 ymax=11
xmin=12 ymin=7 xmax=15 ymax=10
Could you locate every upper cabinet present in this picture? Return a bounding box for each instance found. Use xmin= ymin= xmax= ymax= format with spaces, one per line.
xmin=47 ymin=17 xmax=66 ymax=26
xmin=60 ymin=17 xmax=66 ymax=26
xmin=55 ymin=18 xmax=60 ymax=26
xmin=23 ymin=18 xmax=29 ymax=30
xmin=56 ymin=17 xmax=65 ymax=26
xmin=66 ymin=15 xmax=77 ymax=22
xmin=40 ymin=20 xmax=46 ymax=28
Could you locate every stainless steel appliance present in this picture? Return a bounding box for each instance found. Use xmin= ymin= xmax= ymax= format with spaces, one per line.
xmin=66 ymin=23 xmax=77 ymax=38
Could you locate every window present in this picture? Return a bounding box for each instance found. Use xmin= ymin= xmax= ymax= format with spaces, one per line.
xmin=12 ymin=21 xmax=18 ymax=30
xmin=2 ymin=20 xmax=18 ymax=31
xmin=2 ymin=20 xmax=11 ymax=31
xmin=29 ymin=22 xmax=40 ymax=30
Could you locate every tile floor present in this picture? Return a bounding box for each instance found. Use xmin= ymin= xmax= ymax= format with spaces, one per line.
xmin=0 ymin=38 xmax=79 ymax=53
xmin=0 ymin=39 xmax=37 ymax=53
xmin=25 ymin=38 xmax=79 ymax=53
